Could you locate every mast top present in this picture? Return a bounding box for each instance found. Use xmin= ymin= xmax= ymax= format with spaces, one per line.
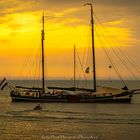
xmin=83 ymin=3 xmax=92 ymax=6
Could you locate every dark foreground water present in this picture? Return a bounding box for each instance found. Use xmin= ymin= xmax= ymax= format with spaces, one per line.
xmin=0 ymin=80 xmax=140 ymax=140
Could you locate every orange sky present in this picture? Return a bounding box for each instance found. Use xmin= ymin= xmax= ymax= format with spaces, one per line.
xmin=0 ymin=0 xmax=140 ymax=80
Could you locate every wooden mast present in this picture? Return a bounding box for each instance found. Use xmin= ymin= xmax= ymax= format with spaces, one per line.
xmin=74 ymin=45 xmax=76 ymax=93
xmin=41 ymin=13 xmax=45 ymax=94
xmin=84 ymin=3 xmax=96 ymax=92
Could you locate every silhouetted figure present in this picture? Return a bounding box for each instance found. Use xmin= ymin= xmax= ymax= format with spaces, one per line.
xmin=33 ymin=104 xmax=42 ymax=110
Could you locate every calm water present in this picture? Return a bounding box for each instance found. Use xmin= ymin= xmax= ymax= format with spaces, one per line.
xmin=0 ymin=80 xmax=140 ymax=140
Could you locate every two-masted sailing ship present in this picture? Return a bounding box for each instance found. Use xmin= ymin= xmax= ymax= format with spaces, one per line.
xmin=6 ymin=3 xmax=140 ymax=103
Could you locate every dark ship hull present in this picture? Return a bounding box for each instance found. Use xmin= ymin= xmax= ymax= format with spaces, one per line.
xmin=11 ymin=90 xmax=132 ymax=103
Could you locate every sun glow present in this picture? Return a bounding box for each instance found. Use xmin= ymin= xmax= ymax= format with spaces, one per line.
xmin=0 ymin=7 xmax=133 ymax=79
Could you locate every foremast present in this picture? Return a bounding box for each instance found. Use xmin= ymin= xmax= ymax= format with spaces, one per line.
xmin=84 ymin=3 xmax=97 ymax=92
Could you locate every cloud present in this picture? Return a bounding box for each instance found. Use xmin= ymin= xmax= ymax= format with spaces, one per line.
xmin=96 ymin=0 xmax=140 ymax=6
xmin=0 ymin=0 xmax=41 ymax=16
xmin=0 ymin=39 xmax=10 ymax=43
xmin=0 ymin=0 xmax=139 ymax=43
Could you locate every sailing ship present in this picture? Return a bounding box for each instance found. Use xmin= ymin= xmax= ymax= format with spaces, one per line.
xmin=8 ymin=4 xmax=140 ymax=103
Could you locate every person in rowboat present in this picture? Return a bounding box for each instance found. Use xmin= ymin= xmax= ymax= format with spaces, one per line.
xmin=33 ymin=104 xmax=42 ymax=110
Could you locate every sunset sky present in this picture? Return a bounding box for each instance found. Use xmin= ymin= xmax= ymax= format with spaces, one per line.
xmin=0 ymin=0 xmax=140 ymax=80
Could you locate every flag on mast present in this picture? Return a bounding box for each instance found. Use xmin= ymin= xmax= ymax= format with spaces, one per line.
xmin=85 ymin=67 xmax=90 ymax=74
xmin=0 ymin=78 xmax=8 ymax=90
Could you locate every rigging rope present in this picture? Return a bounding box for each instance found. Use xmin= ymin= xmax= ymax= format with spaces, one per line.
xmin=94 ymin=12 xmax=139 ymax=79
xmin=76 ymin=49 xmax=88 ymax=88
xmin=94 ymin=27 xmax=127 ymax=86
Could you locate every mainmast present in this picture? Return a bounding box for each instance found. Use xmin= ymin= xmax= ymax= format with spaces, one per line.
xmin=41 ymin=13 xmax=45 ymax=94
xmin=74 ymin=45 xmax=76 ymax=93
xmin=84 ymin=3 xmax=97 ymax=92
